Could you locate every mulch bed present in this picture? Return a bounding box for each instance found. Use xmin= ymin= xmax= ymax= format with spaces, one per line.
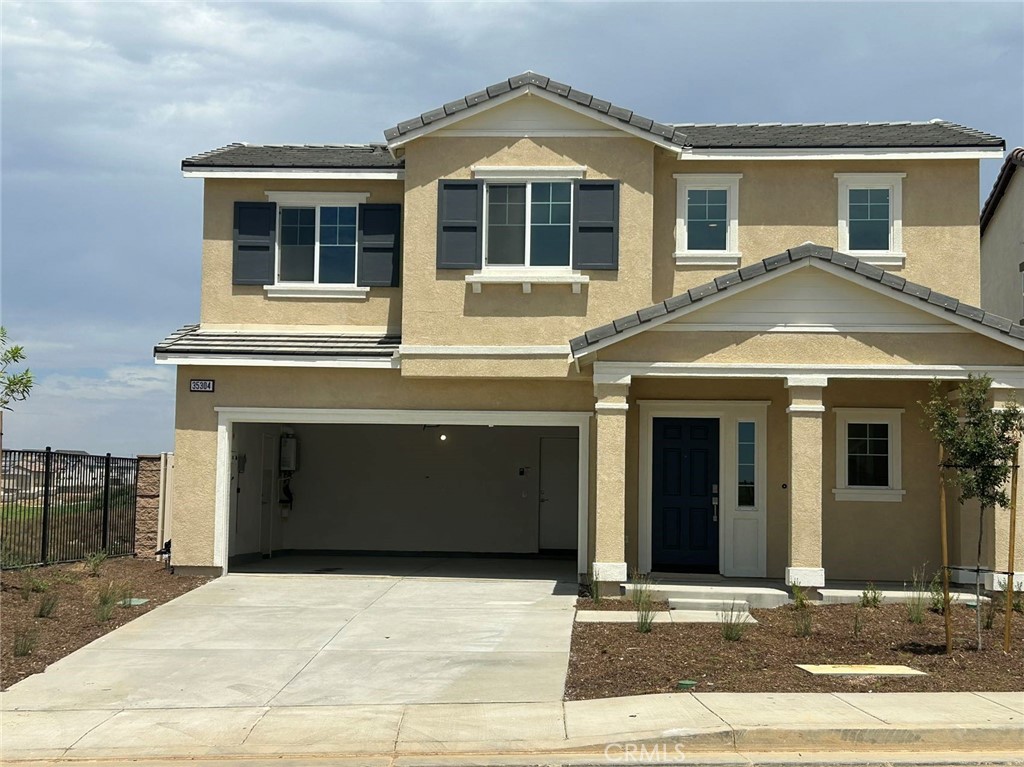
xmin=566 ymin=602 xmax=1024 ymax=699
xmin=1 ymin=558 xmax=211 ymax=689
xmin=577 ymin=597 xmax=671 ymax=611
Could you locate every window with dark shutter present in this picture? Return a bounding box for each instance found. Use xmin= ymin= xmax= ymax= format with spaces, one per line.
xmin=233 ymin=201 xmax=277 ymax=285
xmin=572 ymin=181 xmax=619 ymax=270
xmin=357 ymin=204 xmax=401 ymax=287
xmin=437 ymin=180 xmax=483 ymax=269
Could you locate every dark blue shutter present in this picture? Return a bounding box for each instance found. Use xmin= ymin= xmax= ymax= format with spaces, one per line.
xmin=233 ymin=201 xmax=277 ymax=285
xmin=357 ymin=204 xmax=401 ymax=287
xmin=572 ymin=181 xmax=619 ymax=270
xmin=437 ymin=180 xmax=483 ymax=269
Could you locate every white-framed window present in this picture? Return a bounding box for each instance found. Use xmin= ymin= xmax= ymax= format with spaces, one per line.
xmin=484 ymin=181 xmax=573 ymax=268
xmin=673 ymin=173 xmax=742 ymax=267
xmin=835 ymin=173 xmax=906 ymax=267
xmin=737 ymin=420 xmax=756 ymax=508
xmin=264 ymin=191 xmax=369 ymax=298
xmin=833 ymin=408 xmax=905 ymax=502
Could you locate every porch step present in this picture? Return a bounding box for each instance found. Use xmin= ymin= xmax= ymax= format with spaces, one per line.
xmin=623 ymin=583 xmax=789 ymax=610
xmin=668 ymin=597 xmax=751 ymax=613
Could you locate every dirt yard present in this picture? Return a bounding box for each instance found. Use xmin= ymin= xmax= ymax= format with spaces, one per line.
xmin=566 ymin=601 xmax=1024 ymax=700
xmin=1 ymin=557 xmax=211 ymax=689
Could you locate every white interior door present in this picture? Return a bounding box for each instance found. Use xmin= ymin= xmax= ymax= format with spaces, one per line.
xmin=539 ymin=437 xmax=578 ymax=550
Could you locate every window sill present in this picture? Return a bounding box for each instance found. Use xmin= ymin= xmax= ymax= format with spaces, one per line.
xmin=845 ymin=252 xmax=906 ymax=268
xmin=264 ymin=284 xmax=370 ymax=300
xmin=674 ymin=252 xmax=742 ymax=267
xmin=833 ymin=488 xmax=906 ymax=502
xmin=465 ymin=270 xmax=589 ymax=294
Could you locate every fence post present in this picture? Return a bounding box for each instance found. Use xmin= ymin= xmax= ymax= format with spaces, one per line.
xmin=101 ymin=453 xmax=112 ymax=551
xmin=40 ymin=447 xmax=53 ymax=564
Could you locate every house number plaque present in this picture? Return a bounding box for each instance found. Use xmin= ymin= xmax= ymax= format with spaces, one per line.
xmin=190 ymin=379 xmax=215 ymax=393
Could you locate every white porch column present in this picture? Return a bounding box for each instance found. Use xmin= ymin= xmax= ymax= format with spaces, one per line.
xmin=785 ymin=376 xmax=827 ymax=588
xmin=989 ymin=389 xmax=1024 ymax=590
xmin=592 ymin=378 xmax=630 ymax=592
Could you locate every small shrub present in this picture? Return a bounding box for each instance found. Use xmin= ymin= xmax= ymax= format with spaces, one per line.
xmin=13 ymin=631 xmax=36 ymax=657
xmin=853 ymin=604 xmax=863 ymax=639
xmin=860 ymin=582 xmax=882 ymax=609
xmin=720 ymin=600 xmax=747 ymax=641
xmin=793 ymin=607 xmax=813 ymax=637
xmin=95 ymin=580 xmax=124 ymax=623
xmin=635 ymin=593 xmax=656 ymax=634
xmin=0 ymin=544 xmax=26 ymax=570
xmin=26 ymin=569 xmax=49 ymax=593
xmin=929 ymin=569 xmax=946 ymax=613
xmin=790 ymin=583 xmax=810 ymax=610
xmin=983 ymin=593 xmax=997 ymax=630
xmin=629 ymin=570 xmax=653 ymax=609
xmin=905 ymin=565 xmax=928 ymax=624
xmin=36 ymin=592 xmax=58 ymax=618
xmin=85 ymin=551 xmax=107 ymax=577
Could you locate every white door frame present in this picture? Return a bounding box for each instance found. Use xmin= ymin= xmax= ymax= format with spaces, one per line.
xmin=637 ymin=400 xmax=768 ymax=576
xmin=213 ymin=407 xmax=592 ymax=574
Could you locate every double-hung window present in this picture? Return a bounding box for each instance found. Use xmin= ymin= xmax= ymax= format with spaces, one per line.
xmin=674 ymin=174 xmax=742 ymax=266
xmin=485 ymin=181 xmax=573 ymax=268
xmin=834 ymin=408 xmax=905 ymax=502
xmin=265 ymin=191 xmax=370 ymax=297
xmin=836 ymin=173 xmax=906 ymax=266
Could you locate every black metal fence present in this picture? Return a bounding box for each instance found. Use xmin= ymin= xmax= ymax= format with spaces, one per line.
xmin=1 ymin=448 xmax=139 ymax=567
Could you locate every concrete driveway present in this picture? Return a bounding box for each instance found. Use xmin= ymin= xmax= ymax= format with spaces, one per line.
xmin=1 ymin=557 xmax=578 ymax=758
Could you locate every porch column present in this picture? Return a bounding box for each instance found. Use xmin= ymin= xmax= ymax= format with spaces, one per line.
xmin=593 ymin=378 xmax=630 ymax=593
xmin=989 ymin=389 xmax=1024 ymax=590
xmin=785 ymin=376 xmax=827 ymax=589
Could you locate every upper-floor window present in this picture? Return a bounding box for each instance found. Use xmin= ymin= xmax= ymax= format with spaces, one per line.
xmin=485 ymin=181 xmax=572 ymax=268
xmin=836 ymin=173 xmax=906 ymax=267
xmin=279 ymin=205 xmax=357 ymax=284
xmin=673 ymin=173 xmax=742 ymax=267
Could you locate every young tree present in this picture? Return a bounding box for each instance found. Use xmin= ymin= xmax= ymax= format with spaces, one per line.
xmin=922 ymin=375 xmax=1023 ymax=650
xmin=1 ymin=326 xmax=35 ymax=454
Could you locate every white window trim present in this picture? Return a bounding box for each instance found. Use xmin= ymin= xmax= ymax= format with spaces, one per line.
xmin=833 ymin=407 xmax=905 ymax=502
xmin=673 ymin=173 xmax=742 ymax=267
xmin=835 ymin=173 xmax=906 ymax=267
xmin=264 ymin=191 xmax=370 ymax=298
xmin=471 ymin=166 xmax=587 ymax=180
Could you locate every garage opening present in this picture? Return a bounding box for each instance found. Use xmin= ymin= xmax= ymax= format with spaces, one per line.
xmin=226 ymin=422 xmax=580 ymax=573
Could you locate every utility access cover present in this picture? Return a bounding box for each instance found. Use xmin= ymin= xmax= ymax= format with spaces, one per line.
xmin=797 ymin=664 xmax=925 ymax=676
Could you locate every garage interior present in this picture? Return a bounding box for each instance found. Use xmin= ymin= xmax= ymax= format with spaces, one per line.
xmin=227 ymin=422 xmax=580 ymax=572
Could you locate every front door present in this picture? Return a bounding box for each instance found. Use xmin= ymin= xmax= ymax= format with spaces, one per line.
xmin=651 ymin=417 xmax=720 ymax=572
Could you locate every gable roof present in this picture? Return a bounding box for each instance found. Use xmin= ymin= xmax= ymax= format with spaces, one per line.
xmin=981 ymin=147 xmax=1024 ymax=235
xmin=568 ymin=243 xmax=1024 ymax=359
xmin=383 ymin=72 xmax=690 ymax=150
xmin=674 ymin=121 xmax=1003 ymax=150
xmin=182 ymin=143 xmax=403 ymax=170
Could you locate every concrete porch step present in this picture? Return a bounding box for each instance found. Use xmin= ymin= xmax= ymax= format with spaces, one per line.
xmin=623 ymin=583 xmax=789 ymax=609
xmin=668 ymin=597 xmax=751 ymax=612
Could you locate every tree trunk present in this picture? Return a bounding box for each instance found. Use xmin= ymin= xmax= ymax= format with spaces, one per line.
xmin=977 ymin=505 xmax=985 ymax=651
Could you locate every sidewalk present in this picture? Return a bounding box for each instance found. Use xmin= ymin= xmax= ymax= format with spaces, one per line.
xmin=3 ymin=691 xmax=1021 ymax=762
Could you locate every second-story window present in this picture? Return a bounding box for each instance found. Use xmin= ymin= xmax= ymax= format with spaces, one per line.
xmin=485 ymin=182 xmax=572 ymax=268
xmin=673 ymin=173 xmax=742 ymax=267
xmin=835 ymin=173 xmax=906 ymax=267
xmin=279 ymin=205 xmax=358 ymax=284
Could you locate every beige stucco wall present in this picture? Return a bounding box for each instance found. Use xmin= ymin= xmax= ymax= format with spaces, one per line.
xmin=171 ymin=365 xmax=592 ymax=567
xmin=981 ymin=169 xmax=1024 ymax=322
xmin=200 ymin=178 xmax=405 ymax=330
xmin=653 ymin=157 xmax=982 ymax=305
xmin=401 ymin=136 xmax=655 ymax=346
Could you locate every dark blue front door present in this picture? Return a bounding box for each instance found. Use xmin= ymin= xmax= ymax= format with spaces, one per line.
xmin=652 ymin=417 xmax=720 ymax=572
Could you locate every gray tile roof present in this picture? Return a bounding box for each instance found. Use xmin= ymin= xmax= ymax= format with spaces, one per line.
xmin=182 ymin=143 xmax=404 ymax=170
xmin=383 ymin=71 xmax=689 ymax=148
xmin=981 ymin=147 xmax=1024 ymax=235
xmin=673 ymin=121 xmax=1004 ymax=149
xmin=155 ymin=325 xmax=401 ymax=358
xmin=568 ymin=243 xmax=1024 ymax=357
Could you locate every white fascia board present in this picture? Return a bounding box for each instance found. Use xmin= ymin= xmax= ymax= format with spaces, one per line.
xmin=182 ymin=169 xmax=405 ymax=180
xmin=386 ymin=86 xmax=685 ymax=155
xmin=678 ymin=147 xmax=1004 ymax=161
xmin=154 ymin=353 xmax=399 ymax=369
xmin=575 ymin=258 xmax=1024 ymax=359
xmin=214 ymin=406 xmax=592 ymax=428
xmin=398 ymin=344 xmax=571 ymax=357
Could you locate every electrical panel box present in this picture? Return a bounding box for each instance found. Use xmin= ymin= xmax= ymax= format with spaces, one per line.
xmin=279 ymin=435 xmax=298 ymax=472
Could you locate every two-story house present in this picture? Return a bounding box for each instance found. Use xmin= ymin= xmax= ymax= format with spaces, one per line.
xmin=156 ymin=72 xmax=1024 ymax=593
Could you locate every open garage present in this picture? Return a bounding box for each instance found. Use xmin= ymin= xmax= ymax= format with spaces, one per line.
xmin=226 ymin=416 xmax=585 ymax=572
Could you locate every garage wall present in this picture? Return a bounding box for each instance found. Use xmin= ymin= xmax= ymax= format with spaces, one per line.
xmin=278 ymin=424 xmax=577 ymax=554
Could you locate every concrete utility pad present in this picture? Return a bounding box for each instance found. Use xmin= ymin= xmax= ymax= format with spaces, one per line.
xmin=797 ymin=664 xmax=926 ymax=676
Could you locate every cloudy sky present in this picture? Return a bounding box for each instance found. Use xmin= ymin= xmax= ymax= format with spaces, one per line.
xmin=1 ymin=1 xmax=1022 ymax=456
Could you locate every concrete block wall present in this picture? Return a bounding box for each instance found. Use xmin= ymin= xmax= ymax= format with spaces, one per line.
xmin=135 ymin=455 xmax=163 ymax=557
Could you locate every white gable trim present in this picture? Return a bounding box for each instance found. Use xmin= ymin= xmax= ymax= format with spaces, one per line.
xmin=386 ymin=86 xmax=684 ymax=154
xmin=576 ymin=258 xmax=1024 ymax=360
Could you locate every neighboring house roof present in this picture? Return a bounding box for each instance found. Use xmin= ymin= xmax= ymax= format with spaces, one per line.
xmin=154 ymin=325 xmax=401 ymax=358
xmin=980 ymin=147 xmax=1024 ymax=236
xmin=673 ymin=121 xmax=1003 ymax=150
xmin=568 ymin=243 xmax=1024 ymax=358
xmin=181 ymin=143 xmax=403 ymax=170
